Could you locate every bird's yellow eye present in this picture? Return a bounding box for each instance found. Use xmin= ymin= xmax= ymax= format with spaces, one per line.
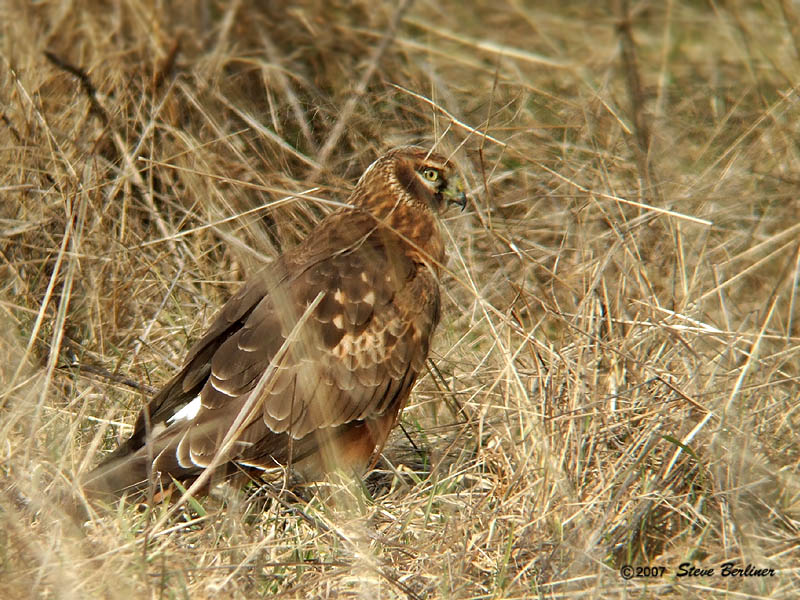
xmin=422 ymin=168 xmax=440 ymax=182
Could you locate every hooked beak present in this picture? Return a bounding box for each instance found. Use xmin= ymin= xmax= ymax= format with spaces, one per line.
xmin=443 ymin=177 xmax=468 ymax=212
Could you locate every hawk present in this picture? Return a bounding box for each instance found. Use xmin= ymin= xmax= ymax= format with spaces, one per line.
xmin=84 ymin=146 xmax=466 ymax=498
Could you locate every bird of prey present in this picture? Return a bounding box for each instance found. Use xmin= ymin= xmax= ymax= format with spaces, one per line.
xmin=84 ymin=146 xmax=466 ymax=499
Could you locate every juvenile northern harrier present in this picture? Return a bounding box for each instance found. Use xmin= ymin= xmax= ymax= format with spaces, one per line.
xmin=85 ymin=146 xmax=465 ymax=498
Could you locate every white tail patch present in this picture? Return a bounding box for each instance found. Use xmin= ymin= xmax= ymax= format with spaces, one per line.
xmin=167 ymin=396 xmax=202 ymax=425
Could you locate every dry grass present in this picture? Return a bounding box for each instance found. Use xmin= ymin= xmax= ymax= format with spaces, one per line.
xmin=2 ymin=1 xmax=799 ymax=598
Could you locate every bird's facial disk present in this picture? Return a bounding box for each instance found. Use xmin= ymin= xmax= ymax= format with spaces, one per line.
xmin=376 ymin=147 xmax=467 ymax=214
xmin=414 ymin=163 xmax=467 ymax=213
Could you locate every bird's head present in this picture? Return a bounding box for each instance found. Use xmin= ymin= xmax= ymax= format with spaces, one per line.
xmin=353 ymin=146 xmax=467 ymax=216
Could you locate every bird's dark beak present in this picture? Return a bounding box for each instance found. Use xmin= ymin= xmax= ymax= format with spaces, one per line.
xmin=443 ymin=177 xmax=467 ymax=212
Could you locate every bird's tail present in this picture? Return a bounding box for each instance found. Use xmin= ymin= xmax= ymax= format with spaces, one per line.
xmin=81 ymin=426 xmax=202 ymax=500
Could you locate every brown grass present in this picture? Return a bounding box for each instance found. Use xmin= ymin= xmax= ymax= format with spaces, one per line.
xmin=2 ymin=1 xmax=799 ymax=598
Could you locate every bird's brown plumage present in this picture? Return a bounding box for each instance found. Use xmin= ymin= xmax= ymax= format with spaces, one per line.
xmin=84 ymin=146 xmax=465 ymax=498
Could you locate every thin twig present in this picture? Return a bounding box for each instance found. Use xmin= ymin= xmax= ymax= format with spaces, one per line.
xmin=391 ymin=84 xmax=507 ymax=148
xmin=61 ymin=363 xmax=158 ymax=396
xmin=44 ymin=51 xmax=110 ymax=124
xmin=259 ymin=28 xmax=317 ymax=152
xmin=316 ymin=0 xmax=415 ymax=168
xmin=615 ymin=0 xmax=661 ymax=199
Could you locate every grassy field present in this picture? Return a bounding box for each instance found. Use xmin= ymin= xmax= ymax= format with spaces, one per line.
xmin=2 ymin=1 xmax=799 ymax=598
